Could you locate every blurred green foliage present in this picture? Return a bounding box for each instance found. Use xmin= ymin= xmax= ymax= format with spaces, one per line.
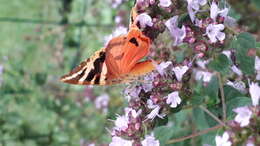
xmin=0 ymin=0 xmax=130 ymax=145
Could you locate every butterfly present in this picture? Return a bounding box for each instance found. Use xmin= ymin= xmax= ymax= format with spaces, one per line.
xmin=60 ymin=6 xmax=155 ymax=85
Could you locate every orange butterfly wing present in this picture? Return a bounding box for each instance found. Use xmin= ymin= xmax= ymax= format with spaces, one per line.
xmin=60 ymin=5 xmax=156 ymax=85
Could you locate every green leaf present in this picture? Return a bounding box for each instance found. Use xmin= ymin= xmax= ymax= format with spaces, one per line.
xmin=154 ymin=125 xmax=175 ymax=146
xmin=226 ymin=97 xmax=251 ymax=119
xmin=223 ymin=85 xmax=244 ymax=101
xmin=208 ymin=54 xmax=231 ymax=74
xmin=256 ymin=42 xmax=260 ymax=48
xmin=193 ymin=108 xmax=210 ymax=130
xmin=205 ymin=76 xmax=219 ymax=101
xmin=175 ymin=50 xmax=185 ymax=63
xmin=233 ymin=33 xmax=256 ymax=75
xmin=155 ymin=116 xmax=168 ymax=127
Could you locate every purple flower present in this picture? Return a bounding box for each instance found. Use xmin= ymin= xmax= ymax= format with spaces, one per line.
xmin=206 ymin=24 xmax=225 ymax=43
xmin=109 ymin=136 xmax=133 ymax=146
xmin=158 ymin=0 xmax=172 ymax=8
xmin=156 ymin=61 xmax=172 ymax=76
xmin=94 ymin=94 xmax=110 ymax=113
xmin=165 ymin=16 xmax=186 ymax=46
xmin=186 ymin=0 xmax=207 ymax=22
xmin=136 ymin=13 xmax=153 ymax=29
xmin=172 ymin=65 xmax=189 ymax=81
xmin=233 ymin=106 xmax=252 ymax=127
xmin=124 ymin=86 xmax=142 ymax=101
xmin=249 ymin=82 xmax=260 ymax=106
xmin=215 ymin=132 xmax=232 ymax=146
xmin=165 ymin=91 xmax=181 ymax=108
xmin=136 ymin=0 xmax=150 ymax=9
xmin=141 ymin=133 xmax=160 ymax=146
xmin=210 ymin=2 xmax=229 ymax=22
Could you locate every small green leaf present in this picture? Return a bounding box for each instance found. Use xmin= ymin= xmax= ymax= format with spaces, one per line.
xmin=233 ymin=33 xmax=256 ymax=75
xmin=208 ymin=54 xmax=231 ymax=74
xmin=223 ymin=85 xmax=244 ymax=101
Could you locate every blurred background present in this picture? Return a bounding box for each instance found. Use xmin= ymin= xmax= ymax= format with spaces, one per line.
xmin=0 ymin=0 xmax=259 ymax=146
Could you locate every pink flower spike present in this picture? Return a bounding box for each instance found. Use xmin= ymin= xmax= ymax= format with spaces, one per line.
xmin=249 ymin=82 xmax=260 ymax=106
xmin=233 ymin=106 xmax=252 ymax=127
xmin=136 ymin=13 xmax=153 ymax=29
xmin=166 ymin=91 xmax=181 ymax=108
xmin=109 ymin=136 xmax=133 ymax=146
xmin=215 ymin=132 xmax=232 ymax=146
xmin=158 ymin=0 xmax=172 ymax=8
xmin=141 ymin=133 xmax=160 ymax=146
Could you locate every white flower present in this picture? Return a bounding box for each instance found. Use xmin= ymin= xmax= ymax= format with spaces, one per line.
xmin=194 ymin=70 xmax=213 ymax=82
xmin=114 ymin=115 xmax=129 ymax=131
xmin=104 ymin=26 xmax=127 ymax=46
xmin=146 ymin=105 xmax=161 ymax=120
xmin=215 ymin=132 xmax=232 ymax=146
xmin=196 ymin=60 xmax=210 ymax=69
xmin=222 ymin=50 xmax=231 ymax=59
xmin=156 ymin=61 xmax=172 ymax=76
xmin=172 ymin=66 xmax=189 ymax=81
xmin=109 ymin=136 xmax=133 ymax=146
xmin=165 ymin=16 xmax=186 ymax=46
xmin=136 ymin=13 xmax=153 ymax=28
xmin=255 ymin=56 xmax=260 ymax=80
xmin=231 ymin=65 xmax=243 ymax=76
xmin=186 ymin=0 xmax=207 ymax=22
xmin=166 ymin=91 xmax=181 ymax=108
xmin=125 ymin=108 xmax=141 ymax=119
xmin=206 ymin=24 xmax=225 ymax=43
xmin=159 ymin=0 xmax=172 ymax=7
xmin=111 ymin=0 xmax=124 ymax=8
xmin=233 ymin=106 xmax=252 ymax=127
xmin=210 ymin=2 xmax=229 ymax=21
xmin=249 ymin=82 xmax=260 ymax=106
xmin=141 ymin=134 xmax=160 ymax=146
xmin=226 ymin=80 xmax=246 ymax=93
xmin=94 ymin=94 xmax=110 ymax=112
